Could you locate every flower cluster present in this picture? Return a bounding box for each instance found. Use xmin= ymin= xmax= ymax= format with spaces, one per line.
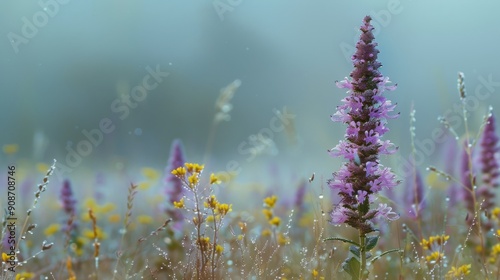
xmin=446 ymin=264 xmax=471 ymax=278
xmin=329 ymin=16 xmax=399 ymax=234
xmin=420 ymin=234 xmax=449 ymax=264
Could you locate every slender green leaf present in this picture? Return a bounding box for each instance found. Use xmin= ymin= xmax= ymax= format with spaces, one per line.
xmin=324 ymin=237 xmax=360 ymax=247
xmin=370 ymin=249 xmax=402 ymax=264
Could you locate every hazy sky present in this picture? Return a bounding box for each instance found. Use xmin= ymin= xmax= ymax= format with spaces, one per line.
xmin=1 ymin=1 xmax=499 ymax=182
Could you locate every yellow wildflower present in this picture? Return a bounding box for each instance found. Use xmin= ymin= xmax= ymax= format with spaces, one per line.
xmin=188 ymin=174 xmax=199 ymax=188
xmin=44 ymin=223 xmax=61 ymax=236
xmin=312 ymin=269 xmax=319 ymax=277
xmin=141 ymin=167 xmax=160 ymax=180
xmin=262 ymin=209 xmax=273 ymax=220
xmin=83 ymin=198 xmax=98 ymax=212
xmin=446 ymin=264 xmax=471 ymax=277
xmin=138 ymin=181 xmax=151 ymax=190
xmin=215 ymin=171 xmax=237 ymax=183
xmin=492 ymin=207 xmax=500 ymax=219
xmin=197 ymin=236 xmax=211 ymax=250
xmin=206 ymin=215 xmax=219 ymax=223
xmin=216 ymin=244 xmax=224 ymax=254
xmin=185 ymin=163 xmax=204 ymax=173
xmin=15 ymin=272 xmax=34 ymax=280
xmin=277 ymin=233 xmax=290 ymax=245
xmin=3 ymin=144 xmax=19 ymax=155
xmin=171 ymin=166 xmax=187 ymax=177
xmin=2 ymin=252 xmax=9 ymax=262
xmin=262 ymin=229 xmax=272 ymax=236
xmin=108 ymin=214 xmax=121 ymax=223
xmin=210 ymin=173 xmax=221 ymax=184
xmin=421 ymin=234 xmax=449 ymax=250
xmin=205 ymin=195 xmax=219 ymax=209
xmin=173 ymin=198 xmax=185 ymax=209
xmin=489 ymin=243 xmax=500 ymax=263
xmin=137 ymin=215 xmax=153 ymax=224
xmin=270 ymin=216 xmax=281 ymax=227
xmin=263 ymin=195 xmax=278 ymax=208
xmin=83 ymin=226 xmax=107 ymax=239
xmin=36 ymin=163 xmax=49 ymax=174
xmin=217 ymin=203 xmax=232 ymax=216
xmin=425 ymin=251 xmax=444 ymax=263
xmin=100 ymin=203 xmax=116 ymax=213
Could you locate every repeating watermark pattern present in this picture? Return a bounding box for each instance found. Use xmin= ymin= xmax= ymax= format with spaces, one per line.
xmin=7 ymin=0 xmax=71 ymax=54
xmin=54 ymin=65 xmax=169 ymax=180
xmin=217 ymin=106 xmax=296 ymax=180
xmin=213 ymin=0 xmax=243 ymax=21
xmin=339 ymin=0 xmax=406 ymax=63
xmin=5 ymin=166 xmax=17 ymax=272
xmin=396 ymin=73 xmax=500 ymax=179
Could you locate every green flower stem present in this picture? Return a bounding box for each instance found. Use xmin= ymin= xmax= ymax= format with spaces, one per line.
xmin=359 ymin=231 xmax=367 ymax=280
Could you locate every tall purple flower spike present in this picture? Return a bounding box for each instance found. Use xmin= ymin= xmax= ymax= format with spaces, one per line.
xmin=477 ymin=113 xmax=498 ymax=228
xmin=165 ymin=139 xmax=186 ymax=204
xmin=60 ymin=179 xmax=77 ymax=215
xmin=405 ymin=167 xmax=425 ymax=219
xmin=329 ymin=16 xmax=399 ymax=234
xmin=480 ymin=113 xmax=499 ymax=189
xmin=164 ymin=139 xmax=186 ymax=230
xmin=60 ymin=179 xmax=78 ymax=232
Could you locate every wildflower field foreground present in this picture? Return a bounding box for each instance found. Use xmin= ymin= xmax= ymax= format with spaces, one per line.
xmin=2 ymin=16 xmax=500 ymax=280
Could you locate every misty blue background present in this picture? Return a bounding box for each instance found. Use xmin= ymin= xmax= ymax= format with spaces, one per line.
xmin=1 ymin=1 xmax=499 ymax=183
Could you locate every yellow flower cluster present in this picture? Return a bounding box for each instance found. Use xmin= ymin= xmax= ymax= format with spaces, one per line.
xmin=44 ymin=223 xmax=61 ymax=236
xmin=277 ymin=233 xmax=290 ymax=245
xmin=171 ymin=163 xmax=206 ymax=189
xmin=492 ymin=207 xmax=500 ymax=219
xmin=210 ymin=173 xmax=221 ymax=184
xmin=83 ymin=226 xmax=107 ymax=239
xmin=217 ymin=203 xmax=232 ymax=216
xmin=197 ymin=236 xmax=211 ymax=250
xmin=81 ymin=198 xmax=116 ymax=221
xmin=171 ymin=166 xmax=187 ymax=177
xmin=420 ymin=234 xmax=449 ymax=250
xmin=15 ymin=272 xmax=34 ymax=280
xmin=173 ymin=198 xmax=185 ymax=209
xmin=216 ymin=244 xmax=224 ymax=254
xmin=264 ymin=195 xmax=278 ymax=208
xmin=425 ymin=251 xmax=444 ymax=263
xmin=205 ymin=195 xmax=219 ymax=209
xmin=446 ymin=264 xmax=471 ymax=278
xmin=420 ymin=234 xmax=449 ymax=264
xmin=262 ymin=195 xmax=280 ymax=227
xmin=489 ymin=243 xmax=500 ymax=263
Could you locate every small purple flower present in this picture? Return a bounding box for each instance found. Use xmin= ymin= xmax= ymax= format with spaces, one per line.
xmin=374 ymin=204 xmax=399 ymax=221
xmin=328 ymin=16 xmax=399 ymax=234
